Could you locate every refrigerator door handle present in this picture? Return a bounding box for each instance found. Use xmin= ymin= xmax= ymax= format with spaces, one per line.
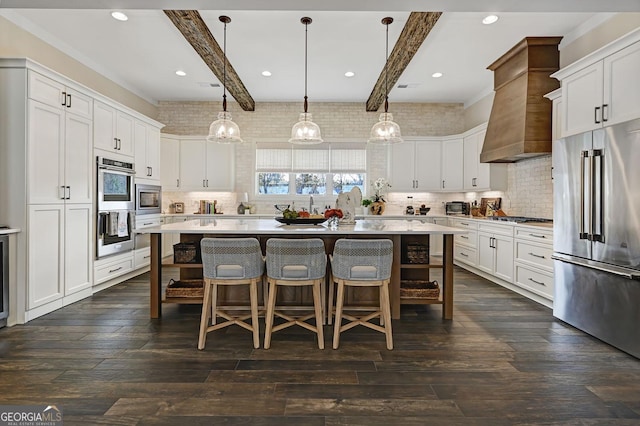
xmin=592 ymin=149 xmax=605 ymax=243
xmin=579 ymin=150 xmax=589 ymax=240
xmin=552 ymin=254 xmax=640 ymax=280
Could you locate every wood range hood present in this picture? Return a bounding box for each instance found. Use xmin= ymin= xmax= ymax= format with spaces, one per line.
xmin=480 ymin=37 xmax=562 ymax=163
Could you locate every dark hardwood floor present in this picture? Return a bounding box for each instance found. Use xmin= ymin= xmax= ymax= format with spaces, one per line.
xmin=1 ymin=267 xmax=639 ymax=425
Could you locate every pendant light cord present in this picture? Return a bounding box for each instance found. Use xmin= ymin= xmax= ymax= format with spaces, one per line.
xmin=303 ymin=18 xmax=309 ymax=114
xmin=219 ymin=16 xmax=230 ymax=113
xmin=384 ymin=18 xmax=389 ymax=114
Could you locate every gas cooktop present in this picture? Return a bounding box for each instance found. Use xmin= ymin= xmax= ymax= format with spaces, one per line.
xmin=487 ymin=216 xmax=552 ymax=223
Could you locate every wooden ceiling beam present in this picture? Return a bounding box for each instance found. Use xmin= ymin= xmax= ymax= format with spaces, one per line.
xmin=365 ymin=12 xmax=442 ymax=112
xmin=164 ymin=10 xmax=255 ymax=111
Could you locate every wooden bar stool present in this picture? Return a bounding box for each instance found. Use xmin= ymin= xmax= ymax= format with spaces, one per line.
xmin=198 ymin=237 xmax=264 ymax=350
xmin=330 ymin=239 xmax=394 ymax=350
xmin=264 ymin=238 xmax=326 ymax=349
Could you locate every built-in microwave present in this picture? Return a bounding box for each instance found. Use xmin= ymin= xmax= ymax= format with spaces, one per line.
xmin=135 ymin=184 xmax=162 ymax=215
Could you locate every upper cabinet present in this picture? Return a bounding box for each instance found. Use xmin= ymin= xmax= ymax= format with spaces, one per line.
xmin=441 ymin=138 xmax=463 ymax=191
xmin=160 ymin=135 xmax=180 ymax=191
xmin=28 ymin=71 xmax=93 ymax=119
xmin=94 ymin=101 xmax=134 ymax=157
xmin=463 ymin=125 xmax=507 ymax=191
xmin=554 ymin=30 xmax=640 ymax=138
xmin=134 ymin=119 xmax=161 ymax=182
xmin=390 ymin=139 xmax=442 ymax=192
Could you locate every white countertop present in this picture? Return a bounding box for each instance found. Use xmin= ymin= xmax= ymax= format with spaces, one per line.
xmin=141 ymin=218 xmax=466 ymax=235
xmin=0 ymin=228 xmax=20 ymax=235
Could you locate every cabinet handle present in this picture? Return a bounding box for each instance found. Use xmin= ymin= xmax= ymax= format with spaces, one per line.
xmin=460 ymin=222 xmax=469 ymax=226
xmin=147 ymin=166 xmax=152 ymax=177
xmin=143 ymin=222 xmax=153 ymax=226
xmin=109 ymin=266 xmax=123 ymax=273
xmin=203 ymin=179 xmax=206 ymax=187
xmin=206 ymin=179 xmax=209 ymax=187
xmin=144 ymin=255 xmax=151 ymax=259
xmin=66 ymin=186 xmax=71 ymax=200
xmin=528 ymin=277 xmax=546 ymax=286
xmin=59 ymin=185 xmax=66 ymax=200
xmin=472 ymin=177 xmax=477 ymax=187
xmin=528 ymin=252 xmax=545 ymax=259
xmin=528 ymin=233 xmax=547 ymax=239
xmin=459 ymin=252 xmax=468 ymax=257
xmin=460 ymin=235 xmax=469 ymax=239
xmin=118 ymin=138 xmax=122 ymax=150
xmin=602 ymin=104 xmax=608 ymax=122
xmin=61 ymin=91 xmax=67 ymax=106
xmin=67 ymin=93 xmax=72 ymax=108
xmin=176 ymin=179 xmax=180 ymax=188
xmin=594 ymin=106 xmax=601 ymax=124
xmin=114 ymin=137 xmax=118 ymax=150
xmin=415 ymin=180 xmax=418 ymax=189
xmin=442 ymin=180 xmax=445 ymax=189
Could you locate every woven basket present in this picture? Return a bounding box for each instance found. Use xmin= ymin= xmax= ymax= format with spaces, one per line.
xmin=404 ymin=242 xmax=429 ymax=264
xmin=400 ymin=280 xmax=440 ymax=299
xmin=165 ymin=279 xmax=204 ymax=298
xmin=173 ymin=243 xmax=200 ymax=264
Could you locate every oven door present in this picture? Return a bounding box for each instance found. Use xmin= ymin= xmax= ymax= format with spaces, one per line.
xmin=135 ymin=184 xmax=162 ymax=215
xmin=97 ymin=210 xmax=135 ymax=258
xmin=98 ymin=168 xmax=135 ymax=211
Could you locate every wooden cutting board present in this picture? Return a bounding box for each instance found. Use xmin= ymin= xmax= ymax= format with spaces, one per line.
xmin=480 ymin=197 xmax=502 ymax=216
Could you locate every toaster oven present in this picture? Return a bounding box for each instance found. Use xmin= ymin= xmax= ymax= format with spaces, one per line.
xmin=445 ymin=201 xmax=470 ymax=215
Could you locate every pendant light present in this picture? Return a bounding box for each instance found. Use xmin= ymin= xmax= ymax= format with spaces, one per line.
xmin=368 ymin=17 xmax=403 ymax=145
xmin=207 ymin=15 xmax=243 ymax=144
xmin=289 ymin=17 xmax=323 ymax=145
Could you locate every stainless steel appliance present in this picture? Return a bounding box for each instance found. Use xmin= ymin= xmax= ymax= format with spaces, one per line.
xmin=445 ymin=201 xmax=470 ymax=215
xmin=0 ymin=234 xmax=8 ymax=328
xmin=552 ymin=118 xmax=640 ymax=358
xmin=135 ymin=184 xmax=162 ymax=215
xmin=96 ymin=157 xmax=135 ymax=258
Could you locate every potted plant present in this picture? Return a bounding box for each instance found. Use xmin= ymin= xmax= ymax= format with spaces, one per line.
xmin=370 ymin=178 xmax=391 ymax=215
xmin=361 ymin=198 xmax=372 ymax=215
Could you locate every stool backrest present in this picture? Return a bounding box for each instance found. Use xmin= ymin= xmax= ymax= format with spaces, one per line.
xmin=332 ymin=239 xmax=393 ymax=280
xmin=266 ymin=238 xmax=327 ymax=280
xmin=200 ymin=238 xmax=264 ymax=279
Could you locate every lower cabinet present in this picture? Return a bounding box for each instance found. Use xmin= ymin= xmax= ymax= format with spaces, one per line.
xmin=449 ymin=218 xmax=478 ymax=267
xmin=513 ymin=225 xmax=554 ymax=300
xmin=477 ymin=224 xmax=514 ymax=283
xmin=27 ymin=203 xmax=92 ymax=310
xmin=94 ymin=252 xmax=134 ymax=286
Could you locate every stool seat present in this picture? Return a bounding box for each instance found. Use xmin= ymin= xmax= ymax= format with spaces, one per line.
xmin=198 ymin=237 xmax=264 ymax=350
xmin=330 ymin=239 xmax=393 ymax=350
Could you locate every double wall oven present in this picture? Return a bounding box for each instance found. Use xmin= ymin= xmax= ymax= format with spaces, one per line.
xmin=96 ymin=157 xmax=135 ymax=258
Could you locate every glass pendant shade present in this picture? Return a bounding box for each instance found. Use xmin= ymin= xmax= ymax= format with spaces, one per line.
xmin=289 ymin=112 xmax=323 ymax=144
xmin=207 ymin=111 xmax=243 ymax=144
xmin=368 ymin=112 xmax=402 ymax=144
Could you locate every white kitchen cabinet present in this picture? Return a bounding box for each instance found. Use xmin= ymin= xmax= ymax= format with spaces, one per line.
xmin=390 ymin=139 xmax=442 ymax=191
xmin=441 ymin=138 xmax=463 ymax=191
xmin=463 ymin=126 xmax=507 ymax=191
xmin=449 ymin=217 xmax=478 ymax=267
xmin=134 ymin=119 xmax=161 ymax=182
xmin=94 ymin=100 xmax=134 ymax=156
xmin=514 ymin=225 xmax=554 ymax=300
xmin=28 ymin=70 xmax=93 ymax=119
xmin=27 ymin=203 xmax=92 ymax=308
xmin=178 ymin=136 xmax=235 ymax=191
xmin=477 ymin=223 xmax=514 ymax=283
xmin=426 ymin=217 xmax=448 ymax=256
xmin=161 ymin=135 xmax=181 ymax=191
xmin=555 ymin=33 xmax=640 ymax=137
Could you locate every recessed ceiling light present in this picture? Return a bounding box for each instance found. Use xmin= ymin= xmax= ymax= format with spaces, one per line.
xmin=175 ymin=70 xmax=186 ymax=77
xmin=111 ymin=11 xmax=128 ymax=22
xmin=344 ymin=71 xmax=355 ymax=78
xmin=261 ymin=70 xmax=272 ymax=77
xmin=432 ymin=72 xmax=443 ymax=78
xmin=482 ymin=15 xmax=499 ymax=25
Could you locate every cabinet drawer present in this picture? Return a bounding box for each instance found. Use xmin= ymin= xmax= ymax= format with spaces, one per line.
xmin=94 ymin=256 xmax=133 ymax=285
xmin=454 ymin=245 xmax=476 ymax=266
xmin=514 ymin=226 xmax=553 ymax=243
xmin=449 ymin=218 xmax=478 ymax=230
xmin=515 ymin=265 xmax=554 ymax=299
xmin=515 ymin=241 xmax=553 ymax=271
xmin=455 ymin=231 xmax=477 ymax=247
xmin=134 ymin=247 xmax=151 ymax=268
xmin=478 ymin=222 xmax=514 ymax=236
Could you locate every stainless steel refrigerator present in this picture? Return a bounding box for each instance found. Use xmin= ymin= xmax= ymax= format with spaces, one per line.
xmin=553 ymin=118 xmax=640 ymax=358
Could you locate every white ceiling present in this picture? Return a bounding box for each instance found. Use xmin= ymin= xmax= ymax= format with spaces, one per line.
xmin=2 ymin=1 xmax=639 ymax=107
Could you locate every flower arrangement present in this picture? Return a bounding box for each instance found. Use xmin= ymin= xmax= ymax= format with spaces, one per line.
xmin=371 ymin=178 xmax=391 ymax=202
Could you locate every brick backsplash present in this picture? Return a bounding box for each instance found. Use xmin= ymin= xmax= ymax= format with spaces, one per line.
xmin=158 ymin=101 xmax=552 ymax=218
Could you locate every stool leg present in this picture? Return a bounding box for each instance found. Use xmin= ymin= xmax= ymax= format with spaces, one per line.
xmin=264 ymin=280 xmax=277 ymax=349
xmin=332 ymin=281 xmax=345 ymax=350
xmin=327 ymin=274 xmax=334 ymax=325
xmin=381 ymin=282 xmax=393 ymax=350
xmin=210 ymin=282 xmax=218 ymax=326
xmin=379 ymin=286 xmax=384 ymax=326
xmin=249 ymin=279 xmax=260 ymax=349
xmin=312 ymin=280 xmax=325 ymax=350
xmin=198 ymin=280 xmax=213 ymax=350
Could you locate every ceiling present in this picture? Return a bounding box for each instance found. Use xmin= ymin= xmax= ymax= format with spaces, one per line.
xmin=2 ymin=1 xmax=639 ymax=107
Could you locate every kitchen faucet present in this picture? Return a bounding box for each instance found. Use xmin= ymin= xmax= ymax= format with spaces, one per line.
xmin=309 ymin=195 xmax=314 ymax=213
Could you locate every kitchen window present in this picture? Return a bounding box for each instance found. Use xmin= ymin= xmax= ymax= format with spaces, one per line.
xmin=256 ymin=143 xmax=366 ymax=197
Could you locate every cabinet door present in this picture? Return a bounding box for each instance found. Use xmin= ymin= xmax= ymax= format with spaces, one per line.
xmin=28 ymin=204 xmax=64 ymax=308
xmin=179 ymin=138 xmax=207 ymax=190
xmin=475 ymin=130 xmax=493 ymax=189
xmin=134 ymin=120 xmax=148 ymax=179
xmin=205 ymin=141 xmax=234 ymax=190
xmin=64 ymin=113 xmax=93 ymax=204
xmin=28 ymin=70 xmax=64 ymax=108
xmin=93 ymin=101 xmax=118 ymax=152
xmin=562 ymin=62 xmax=604 ymax=137
xmin=64 ymin=204 xmax=92 ymax=296
xmin=415 ymin=140 xmax=442 ymax=191
xmin=146 ymin=126 xmax=161 ymax=181
xmin=463 ymin=133 xmax=478 ymax=190
xmin=603 ymin=40 xmax=640 ymax=126
xmin=493 ymin=235 xmax=514 ymax=283
xmin=116 ymin=111 xmax=135 ymax=157
xmin=28 ymin=100 xmax=64 ymax=204
xmin=161 ymin=137 xmax=180 ymax=190
xmin=441 ymin=138 xmax=463 ymax=191
xmin=390 ymin=141 xmax=416 ymax=191
xmin=476 ymin=232 xmax=494 ymax=275
xmin=64 ymin=87 xmax=93 ymax=119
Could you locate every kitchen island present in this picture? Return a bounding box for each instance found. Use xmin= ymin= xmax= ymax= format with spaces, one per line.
xmin=142 ymin=218 xmax=466 ymax=320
